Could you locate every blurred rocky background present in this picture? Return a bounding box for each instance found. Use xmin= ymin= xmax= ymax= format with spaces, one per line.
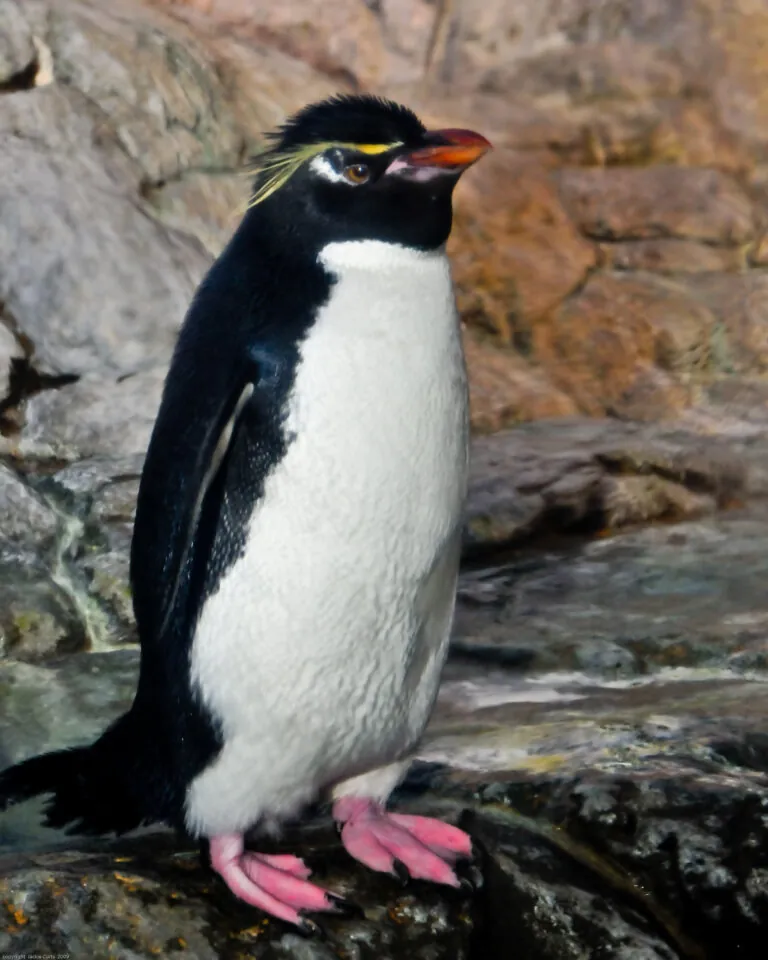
xmin=3 ymin=0 xmax=768 ymax=957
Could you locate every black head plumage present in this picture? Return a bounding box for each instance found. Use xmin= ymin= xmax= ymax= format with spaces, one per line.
xmin=269 ymin=94 xmax=426 ymax=152
xmin=243 ymin=93 xmax=489 ymax=250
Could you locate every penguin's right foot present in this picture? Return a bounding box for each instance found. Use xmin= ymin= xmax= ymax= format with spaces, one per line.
xmin=209 ymin=833 xmax=346 ymax=929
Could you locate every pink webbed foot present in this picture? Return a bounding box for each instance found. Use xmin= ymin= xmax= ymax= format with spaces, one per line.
xmin=333 ymin=797 xmax=473 ymax=887
xmin=209 ymin=834 xmax=346 ymax=931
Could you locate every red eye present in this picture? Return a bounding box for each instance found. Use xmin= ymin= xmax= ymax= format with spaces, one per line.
xmin=343 ymin=163 xmax=371 ymax=185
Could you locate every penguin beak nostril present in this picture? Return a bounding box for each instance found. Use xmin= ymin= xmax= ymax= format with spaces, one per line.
xmin=386 ymin=128 xmax=492 ymax=178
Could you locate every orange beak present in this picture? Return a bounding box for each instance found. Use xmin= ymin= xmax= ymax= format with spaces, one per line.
xmin=402 ymin=128 xmax=492 ymax=170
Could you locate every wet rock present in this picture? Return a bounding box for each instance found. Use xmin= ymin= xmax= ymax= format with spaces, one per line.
xmin=0 ymin=649 xmax=138 ymax=770
xmin=80 ymin=548 xmax=134 ymax=639
xmin=1 ymin=456 xmax=142 ymax=652
xmin=469 ymin=812 xmax=682 ymax=959
xmin=456 ymin=503 xmax=768 ymax=677
xmin=52 ymin=456 xmax=142 ymax=640
xmin=0 ymin=827 xmax=474 ymax=959
xmin=461 ymin=765 xmax=761 ymax=960
xmin=444 ymin=697 xmax=768 ymax=959
xmin=0 ymin=575 xmax=86 ymax=663
xmin=418 ymin=595 xmax=768 ymax=959
xmin=4 ymin=497 xmax=768 ymax=955
xmin=0 ymin=465 xmax=90 ymax=660
xmin=0 ymin=464 xmax=59 ymax=565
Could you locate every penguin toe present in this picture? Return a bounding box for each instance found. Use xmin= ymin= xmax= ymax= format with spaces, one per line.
xmin=335 ymin=801 xmax=466 ymax=888
xmin=255 ymin=852 xmax=313 ymax=879
xmin=241 ymin=853 xmax=340 ymax=913
xmin=387 ymin=813 xmax=473 ymax=860
xmin=209 ymin=834 xmax=341 ymax=929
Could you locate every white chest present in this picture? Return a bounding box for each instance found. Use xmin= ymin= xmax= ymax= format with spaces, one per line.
xmin=186 ymin=241 xmax=469 ymax=835
xmin=288 ymin=241 xmax=468 ymax=543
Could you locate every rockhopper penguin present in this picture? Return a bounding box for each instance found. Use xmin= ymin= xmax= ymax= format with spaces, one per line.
xmin=0 ymin=95 xmax=491 ymax=930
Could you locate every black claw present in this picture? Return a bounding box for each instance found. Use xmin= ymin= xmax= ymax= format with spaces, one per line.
xmin=391 ymin=859 xmax=411 ymax=886
xmin=459 ymin=876 xmax=475 ymax=893
xmin=454 ymin=856 xmax=474 ymax=878
xmin=455 ymin=858 xmax=483 ymax=891
xmin=296 ymin=915 xmax=326 ymax=939
xmin=327 ymin=894 xmax=365 ymax=919
xmin=457 ymin=808 xmax=475 ymax=834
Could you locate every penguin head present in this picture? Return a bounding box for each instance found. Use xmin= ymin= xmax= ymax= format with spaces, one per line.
xmin=247 ymin=95 xmax=491 ymax=252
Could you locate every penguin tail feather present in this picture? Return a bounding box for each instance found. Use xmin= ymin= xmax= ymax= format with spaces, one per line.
xmin=0 ymin=738 xmax=149 ymax=837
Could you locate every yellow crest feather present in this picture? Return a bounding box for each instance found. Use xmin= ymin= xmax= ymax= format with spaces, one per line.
xmin=247 ymin=141 xmax=403 ymax=209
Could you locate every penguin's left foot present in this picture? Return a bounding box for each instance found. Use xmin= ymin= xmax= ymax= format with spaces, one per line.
xmin=333 ymin=797 xmax=472 ymax=886
xmin=209 ymin=833 xmax=347 ymax=928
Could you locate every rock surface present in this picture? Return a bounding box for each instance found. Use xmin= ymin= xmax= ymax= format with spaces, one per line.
xmin=0 ymin=0 xmax=338 ymax=460
xmin=464 ymin=417 xmax=757 ymax=557
xmin=4 ymin=504 xmax=768 ymax=957
xmin=0 ymin=829 xmax=475 ymax=960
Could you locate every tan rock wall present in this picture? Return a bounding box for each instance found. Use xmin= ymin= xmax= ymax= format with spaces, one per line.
xmin=5 ymin=0 xmax=768 ymax=442
xmin=150 ymin=0 xmax=768 ymax=433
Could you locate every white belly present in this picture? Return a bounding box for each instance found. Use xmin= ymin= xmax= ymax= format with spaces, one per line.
xmin=185 ymin=240 xmax=469 ymax=836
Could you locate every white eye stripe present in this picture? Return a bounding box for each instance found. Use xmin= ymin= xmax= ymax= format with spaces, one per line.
xmin=309 ymin=156 xmax=352 ymax=184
